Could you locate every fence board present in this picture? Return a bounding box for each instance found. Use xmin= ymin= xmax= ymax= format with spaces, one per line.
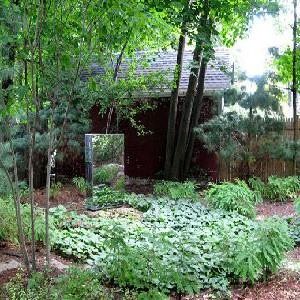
xmin=218 ymin=118 xmax=299 ymax=181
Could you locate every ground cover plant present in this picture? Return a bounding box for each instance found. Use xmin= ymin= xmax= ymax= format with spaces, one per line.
xmin=205 ymin=180 xmax=261 ymax=218
xmin=50 ymin=196 xmax=293 ymax=296
xmin=249 ymin=176 xmax=300 ymax=201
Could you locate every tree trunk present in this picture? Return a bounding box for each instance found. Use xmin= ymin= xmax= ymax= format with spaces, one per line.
xmin=183 ymin=58 xmax=208 ymax=177
xmin=10 ymin=138 xmax=31 ymax=273
xmin=45 ymin=125 xmax=53 ymax=268
xmin=170 ymin=46 xmax=202 ymax=179
xmin=292 ymin=0 xmax=298 ymax=175
xmin=164 ymin=30 xmax=186 ymax=178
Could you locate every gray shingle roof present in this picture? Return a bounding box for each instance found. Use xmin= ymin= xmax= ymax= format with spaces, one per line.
xmin=82 ymin=48 xmax=231 ymax=98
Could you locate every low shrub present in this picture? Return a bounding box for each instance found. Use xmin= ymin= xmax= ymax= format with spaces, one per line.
xmin=228 ymin=217 xmax=293 ymax=282
xmin=86 ymin=186 xmax=125 ymax=209
xmin=72 ymin=177 xmax=89 ymax=194
xmin=205 ymin=180 xmax=260 ymax=218
xmin=153 ymin=180 xmax=198 ymax=200
xmin=94 ymin=164 xmax=119 ymax=184
xmin=249 ymin=176 xmax=300 ymax=201
xmin=0 ymin=197 xmax=45 ymax=243
xmin=50 ymin=182 xmax=63 ymax=198
xmin=115 ymin=176 xmax=125 ymax=191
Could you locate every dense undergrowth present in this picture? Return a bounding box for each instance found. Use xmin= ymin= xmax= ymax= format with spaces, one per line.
xmin=249 ymin=176 xmax=300 ymax=201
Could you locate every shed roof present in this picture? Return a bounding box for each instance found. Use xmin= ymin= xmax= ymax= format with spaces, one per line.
xmin=82 ymin=48 xmax=232 ymax=98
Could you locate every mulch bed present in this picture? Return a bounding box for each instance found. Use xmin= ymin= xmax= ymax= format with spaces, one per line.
xmin=256 ymin=201 xmax=296 ymax=218
xmin=231 ymin=271 xmax=300 ymax=300
xmin=28 ymin=185 xmax=85 ymax=212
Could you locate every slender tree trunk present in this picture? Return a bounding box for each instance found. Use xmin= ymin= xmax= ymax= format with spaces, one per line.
xmin=170 ymin=46 xmax=202 ymax=179
xmin=247 ymin=105 xmax=253 ymax=178
xmin=164 ymin=30 xmax=186 ymax=178
xmin=45 ymin=127 xmax=53 ymax=268
xmin=292 ymin=0 xmax=298 ymax=175
xmin=183 ymin=58 xmax=208 ymax=177
xmin=10 ymin=138 xmax=31 ymax=272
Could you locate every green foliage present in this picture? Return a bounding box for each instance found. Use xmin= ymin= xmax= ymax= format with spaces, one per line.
xmin=249 ymin=176 xmax=300 ymax=201
xmin=86 ymin=186 xmax=125 ymax=209
xmin=0 ymin=197 xmax=45 ymax=244
xmin=18 ymin=181 xmax=30 ymax=199
xmin=124 ymin=194 xmax=154 ymax=212
xmin=51 ymin=268 xmax=110 ymax=300
xmin=0 ymin=170 xmax=11 ymax=197
xmin=72 ymin=177 xmax=89 ymax=194
xmin=295 ymin=197 xmax=300 ymax=214
xmin=4 ymin=268 xmax=111 ymax=300
xmin=51 ymin=198 xmax=292 ymax=294
xmin=94 ymin=164 xmax=119 ymax=185
xmin=287 ymin=198 xmax=300 ymax=244
xmin=93 ymin=135 xmax=124 ymax=164
xmin=229 ymin=217 xmax=293 ymax=282
xmin=50 ymin=182 xmax=62 ymax=198
xmin=153 ymin=180 xmax=198 ymax=200
xmin=195 ymin=112 xmax=285 ymax=178
xmin=115 ymin=176 xmax=125 ymax=191
xmin=205 ymin=180 xmax=260 ymax=218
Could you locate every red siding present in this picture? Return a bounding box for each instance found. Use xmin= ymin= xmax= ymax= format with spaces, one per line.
xmin=89 ymin=97 xmax=218 ymax=180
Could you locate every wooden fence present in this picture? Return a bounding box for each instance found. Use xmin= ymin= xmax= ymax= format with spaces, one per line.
xmin=218 ymin=118 xmax=299 ymax=181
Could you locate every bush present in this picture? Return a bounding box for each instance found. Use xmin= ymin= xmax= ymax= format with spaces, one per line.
xmin=94 ymin=164 xmax=119 ymax=184
xmin=51 ymin=198 xmax=292 ymax=294
xmin=205 ymin=180 xmax=260 ymax=218
xmin=249 ymin=176 xmax=300 ymax=201
xmin=229 ymin=217 xmax=293 ymax=282
xmin=86 ymin=186 xmax=125 ymax=209
xmin=50 ymin=182 xmax=63 ymax=198
xmin=0 ymin=197 xmax=46 ymax=243
xmin=153 ymin=180 xmax=198 ymax=200
xmin=72 ymin=177 xmax=89 ymax=194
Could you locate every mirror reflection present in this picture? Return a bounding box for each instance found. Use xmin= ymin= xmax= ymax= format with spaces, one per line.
xmin=85 ymin=134 xmax=125 ymax=209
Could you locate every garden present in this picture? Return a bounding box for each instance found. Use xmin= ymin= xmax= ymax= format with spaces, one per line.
xmin=0 ymin=176 xmax=299 ymax=299
xmin=1 ymin=0 xmax=300 ymax=299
